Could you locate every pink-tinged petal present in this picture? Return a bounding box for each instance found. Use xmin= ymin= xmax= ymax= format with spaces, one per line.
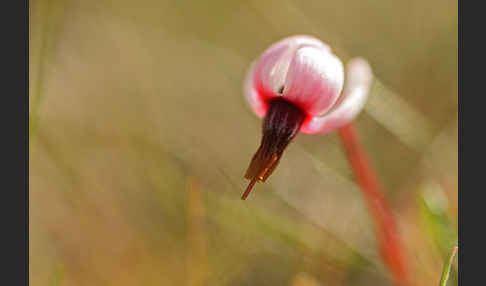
xmin=282 ymin=46 xmax=344 ymax=117
xmin=245 ymin=35 xmax=334 ymax=117
xmin=244 ymin=61 xmax=267 ymax=118
xmin=255 ymin=36 xmax=333 ymax=96
xmin=270 ymin=34 xmax=331 ymax=53
xmin=253 ymin=42 xmax=292 ymax=99
xmin=300 ymin=57 xmax=373 ymax=134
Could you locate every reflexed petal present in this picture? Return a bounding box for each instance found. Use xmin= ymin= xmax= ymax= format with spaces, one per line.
xmin=283 ymin=46 xmax=344 ymax=116
xmin=272 ymin=34 xmax=331 ymax=53
xmin=253 ymin=42 xmax=292 ymax=97
xmin=301 ymin=57 xmax=373 ymax=134
xmin=243 ymin=61 xmax=267 ymax=118
xmin=250 ymin=35 xmax=332 ymax=101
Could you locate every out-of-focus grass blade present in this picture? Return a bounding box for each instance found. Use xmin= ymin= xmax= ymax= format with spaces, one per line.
xmin=48 ymin=263 xmax=64 ymax=286
xmin=365 ymin=80 xmax=435 ymax=152
xmin=30 ymin=0 xmax=66 ymax=150
xmin=419 ymin=181 xmax=457 ymax=256
xmin=439 ymin=246 xmax=457 ymax=286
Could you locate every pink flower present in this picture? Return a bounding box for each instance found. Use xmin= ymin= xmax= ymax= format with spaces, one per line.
xmin=244 ymin=35 xmax=373 ymax=134
xmin=242 ymin=35 xmax=373 ymax=200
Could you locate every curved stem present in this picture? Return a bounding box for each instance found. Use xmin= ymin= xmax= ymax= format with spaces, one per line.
xmin=338 ymin=124 xmax=410 ymax=286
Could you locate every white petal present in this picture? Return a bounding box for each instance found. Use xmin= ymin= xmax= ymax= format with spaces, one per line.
xmin=244 ymin=35 xmax=334 ymax=117
xmin=300 ymin=57 xmax=373 ymax=134
xmin=243 ymin=61 xmax=266 ymax=118
xmin=283 ymin=46 xmax=344 ymax=116
xmin=253 ymin=35 xmax=332 ymax=96
xmin=253 ymin=42 xmax=293 ymax=96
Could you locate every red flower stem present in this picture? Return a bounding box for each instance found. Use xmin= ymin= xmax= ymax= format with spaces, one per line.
xmin=338 ymin=124 xmax=409 ymax=286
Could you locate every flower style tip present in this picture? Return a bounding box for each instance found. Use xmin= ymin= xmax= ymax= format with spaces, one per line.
xmin=242 ymin=35 xmax=373 ymax=199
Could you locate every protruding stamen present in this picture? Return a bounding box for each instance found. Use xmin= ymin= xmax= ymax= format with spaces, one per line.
xmin=242 ymin=99 xmax=306 ymax=200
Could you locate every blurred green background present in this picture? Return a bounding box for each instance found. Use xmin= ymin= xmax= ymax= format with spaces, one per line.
xmin=29 ymin=0 xmax=457 ymax=285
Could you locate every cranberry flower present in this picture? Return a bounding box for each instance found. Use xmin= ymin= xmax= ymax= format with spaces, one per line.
xmin=242 ymin=35 xmax=373 ymax=200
